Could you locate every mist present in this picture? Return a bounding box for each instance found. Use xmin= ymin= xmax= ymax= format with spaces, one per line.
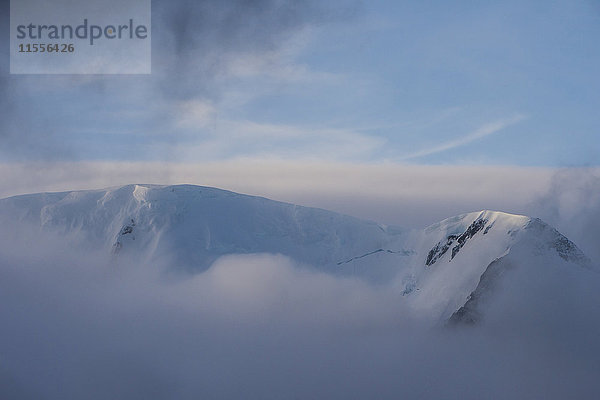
xmin=1 ymin=222 xmax=599 ymax=400
xmin=526 ymin=168 xmax=600 ymax=263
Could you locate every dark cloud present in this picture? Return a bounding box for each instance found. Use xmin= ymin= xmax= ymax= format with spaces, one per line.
xmin=0 ymin=0 xmax=13 ymax=142
xmin=151 ymin=0 xmax=320 ymax=98
xmin=0 ymin=0 xmax=355 ymax=160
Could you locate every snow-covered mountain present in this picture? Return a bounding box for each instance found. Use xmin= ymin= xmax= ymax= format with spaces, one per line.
xmin=0 ymin=184 xmax=591 ymax=325
xmin=400 ymin=210 xmax=591 ymax=324
xmin=0 ymin=184 xmax=406 ymax=270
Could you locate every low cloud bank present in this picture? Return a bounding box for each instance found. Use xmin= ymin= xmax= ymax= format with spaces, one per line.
xmin=0 ymin=161 xmax=557 ymax=227
xmin=1 ymin=226 xmax=599 ymax=399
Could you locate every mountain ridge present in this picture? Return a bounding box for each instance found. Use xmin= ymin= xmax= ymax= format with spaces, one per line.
xmin=0 ymin=184 xmax=591 ymax=325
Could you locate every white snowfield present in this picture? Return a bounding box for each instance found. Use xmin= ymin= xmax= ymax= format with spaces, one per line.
xmin=0 ymin=184 xmax=592 ymax=325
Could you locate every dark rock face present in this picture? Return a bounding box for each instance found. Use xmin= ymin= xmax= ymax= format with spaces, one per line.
xmin=525 ymin=218 xmax=590 ymax=265
xmin=448 ymin=256 xmax=514 ymax=326
xmin=426 ymin=216 xmax=488 ymax=266
xmin=112 ymin=219 xmax=136 ymax=254
xmin=426 ymin=235 xmax=458 ymax=266
xmin=483 ymin=222 xmax=494 ymax=235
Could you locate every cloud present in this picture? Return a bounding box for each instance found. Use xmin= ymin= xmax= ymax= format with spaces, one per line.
xmin=0 ymin=0 xmax=351 ymax=160
xmin=0 ymin=161 xmax=557 ymax=227
xmin=174 ymin=99 xmax=218 ymax=130
xmin=400 ymin=114 xmax=527 ymax=160
xmin=527 ymin=168 xmax=600 ymax=263
xmin=1 ymin=225 xmax=600 ymax=399
xmin=150 ymin=0 xmax=329 ymax=100
xmin=169 ymin=119 xmax=386 ymax=160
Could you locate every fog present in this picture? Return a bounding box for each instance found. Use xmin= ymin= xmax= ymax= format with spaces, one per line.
xmin=526 ymin=168 xmax=600 ymax=263
xmin=1 ymin=222 xmax=599 ymax=399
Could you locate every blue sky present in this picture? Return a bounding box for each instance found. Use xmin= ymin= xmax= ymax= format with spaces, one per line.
xmin=1 ymin=0 xmax=599 ymax=166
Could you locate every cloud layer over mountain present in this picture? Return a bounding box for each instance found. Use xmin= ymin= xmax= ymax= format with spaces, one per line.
xmin=1 ymin=207 xmax=599 ymax=399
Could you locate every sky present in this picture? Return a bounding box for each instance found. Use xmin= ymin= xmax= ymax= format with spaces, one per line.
xmin=0 ymin=0 xmax=598 ymax=166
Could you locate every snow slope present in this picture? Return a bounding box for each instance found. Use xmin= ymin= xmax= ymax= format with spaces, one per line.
xmin=398 ymin=211 xmax=591 ymax=324
xmin=0 ymin=184 xmax=591 ymax=325
xmin=0 ymin=184 xmax=407 ymax=272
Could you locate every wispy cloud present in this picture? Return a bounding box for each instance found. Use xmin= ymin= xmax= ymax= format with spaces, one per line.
xmin=174 ymin=99 xmax=218 ymax=130
xmin=165 ymin=119 xmax=386 ymax=161
xmin=400 ymin=114 xmax=527 ymax=160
